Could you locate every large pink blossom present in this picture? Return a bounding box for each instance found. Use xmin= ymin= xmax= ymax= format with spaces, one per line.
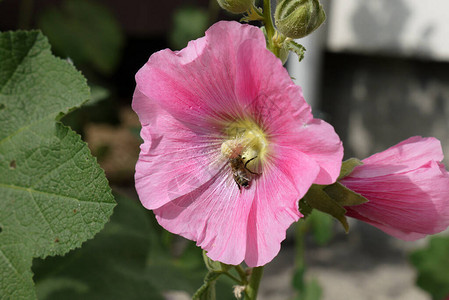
xmin=341 ymin=137 xmax=449 ymax=240
xmin=132 ymin=21 xmax=343 ymax=266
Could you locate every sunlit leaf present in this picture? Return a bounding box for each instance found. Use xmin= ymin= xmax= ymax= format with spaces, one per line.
xmin=0 ymin=30 xmax=115 ymax=299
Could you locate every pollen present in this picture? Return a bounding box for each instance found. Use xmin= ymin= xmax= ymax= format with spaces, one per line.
xmin=221 ymin=118 xmax=269 ymax=168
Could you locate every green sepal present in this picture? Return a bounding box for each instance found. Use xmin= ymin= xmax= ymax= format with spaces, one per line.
xmin=323 ymin=182 xmax=368 ymax=207
xmin=240 ymin=4 xmax=264 ymax=22
xmin=202 ymin=251 xmax=231 ymax=273
xmin=217 ymin=0 xmax=254 ymax=14
xmin=285 ymin=40 xmax=306 ymax=62
xmin=338 ymin=158 xmax=363 ymax=180
xmin=302 ymin=185 xmax=349 ymax=232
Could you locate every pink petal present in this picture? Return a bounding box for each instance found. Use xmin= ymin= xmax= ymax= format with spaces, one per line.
xmin=234 ymin=39 xmax=312 ymax=128
xmin=351 ymin=136 xmax=444 ymax=178
xmin=154 ymin=170 xmax=256 ymax=265
xmin=283 ymin=119 xmax=343 ymax=185
xmin=342 ymin=137 xmax=449 ymax=240
xmin=245 ymin=166 xmax=302 ymax=266
xmin=135 ymin=109 xmax=223 ymax=210
xmin=135 ymin=21 xmax=265 ymax=130
xmin=270 ymin=144 xmax=320 ymax=198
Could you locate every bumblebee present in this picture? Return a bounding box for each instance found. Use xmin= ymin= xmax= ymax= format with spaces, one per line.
xmin=229 ymin=155 xmax=258 ymax=191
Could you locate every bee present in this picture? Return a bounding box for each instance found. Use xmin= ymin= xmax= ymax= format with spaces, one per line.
xmin=229 ymin=155 xmax=259 ymax=191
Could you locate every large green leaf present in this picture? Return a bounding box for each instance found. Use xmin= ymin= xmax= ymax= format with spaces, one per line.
xmin=410 ymin=236 xmax=449 ymax=300
xmin=0 ymin=30 xmax=115 ymax=299
xmin=38 ymin=0 xmax=124 ymax=74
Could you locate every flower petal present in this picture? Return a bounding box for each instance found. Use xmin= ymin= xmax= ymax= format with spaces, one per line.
xmin=134 ymin=89 xmax=224 ymax=209
xmin=245 ymin=167 xmax=302 ymax=266
xmin=286 ymin=119 xmax=343 ymax=184
xmin=154 ymin=170 xmax=256 ymax=265
xmin=234 ymin=38 xmax=312 ymax=132
xmin=351 ymin=136 xmax=444 ymax=178
xmin=343 ymin=161 xmax=449 ymax=240
xmin=135 ymin=21 xmax=265 ymax=130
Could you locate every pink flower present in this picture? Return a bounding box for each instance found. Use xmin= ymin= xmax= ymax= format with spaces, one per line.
xmin=132 ymin=21 xmax=343 ymax=266
xmin=340 ymin=137 xmax=449 ymax=240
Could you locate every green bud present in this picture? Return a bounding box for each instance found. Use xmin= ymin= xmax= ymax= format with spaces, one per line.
xmin=217 ymin=0 xmax=254 ymax=14
xmin=274 ymin=0 xmax=326 ymax=39
xmin=202 ymin=251 xmax=232 ymax=272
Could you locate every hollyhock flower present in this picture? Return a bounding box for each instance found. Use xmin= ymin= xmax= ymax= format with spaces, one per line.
xmin=132 ymin=21 xmax=343 ymax=266
xmin=340 ymin=136 xmax=449 ymax=240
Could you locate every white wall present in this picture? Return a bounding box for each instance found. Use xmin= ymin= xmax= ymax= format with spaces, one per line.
xmin=327 ymin=0 xmax=449 ymax=61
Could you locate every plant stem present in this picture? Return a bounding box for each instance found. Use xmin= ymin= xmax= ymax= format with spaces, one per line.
xmin=223 ymin=271 xmax=243 ymax=284
xmin=245 ymin=266 xmax=264 ymax=299
xmin=262 ymin=0 xmax=275 ymax=40
xmin=293 ymin=219 xmax=309 ymax=294
xmin=262 ymin=0 xmax=281 ymax=58
xmin=235 ymin=265 xmax=248 ymax=284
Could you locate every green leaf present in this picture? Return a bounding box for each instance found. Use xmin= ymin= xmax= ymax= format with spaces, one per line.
xmin=323 ymin=182 xmax=368 ymax=207
xmin=0 ymin=30 xmax=115 ymax=299
xmin=285 ymin=40 xmax=306 ymax=62
xmin=33 ymin=195 xmax=163 ymax=300
xmin=338 ymin=158 xmax=363 ymax=180
xmin=38 ymin=0 xmax=124 ymax=74
xmin=302 ymin=185 xmax=349 ymax=232
xmin=410 ymin=235 xmax=449 ymax=300
xmin=169 ymin=6 xmax=209 ymax=50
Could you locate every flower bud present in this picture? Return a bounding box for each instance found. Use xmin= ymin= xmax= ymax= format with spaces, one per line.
xmin=217 ymin=0 xmax=254 ymax=14
xmin=274 ymin=0 xmax=326 ymax=39
xmin=202 ymin=251 xmax=231 ymax=272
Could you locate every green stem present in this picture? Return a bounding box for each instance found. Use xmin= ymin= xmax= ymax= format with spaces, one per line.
xmin=192 ymin=271 xmax=221 ymax=300
xmin=262 ymin=0 xmax=281 ymax=58
xmin=223 ymin=271 xmax=243 ymax=284
xmin=293 ymin=219 xmax=309 ymax=293
xmin=235 ymin=265 xmax=248 ymax=284
xmin=263 ymin=0 xmax=275 ymax=41
xmin=245 ymin=266 xmax=264 ymax=299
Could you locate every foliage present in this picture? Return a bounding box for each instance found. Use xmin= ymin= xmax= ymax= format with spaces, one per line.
xmin=38 ymin=0 xmax=124 ymax=75
xmin=410 ymin=235 xmax=449 ymax=300
xmin=33 ymin=195 xmax=163 ymax=300
xmin=0 ymin=30 xmax=115 ymax=299
xmin=33 ymin=194 xmax=235 ymax=300
xmin=169 ymin=6 xmax=209 ymax=50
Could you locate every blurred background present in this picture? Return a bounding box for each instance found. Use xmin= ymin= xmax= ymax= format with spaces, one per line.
xmin=1 ymin=0 xmax=448 ymax=299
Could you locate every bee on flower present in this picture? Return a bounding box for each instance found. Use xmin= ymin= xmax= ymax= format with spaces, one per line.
xmin=132 ymin=21 xmax=343 ymax=267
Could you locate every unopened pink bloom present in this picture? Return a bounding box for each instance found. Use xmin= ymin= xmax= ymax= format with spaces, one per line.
xmin=341 ymin=136 xmax=449 ymax=240
xmin=132 ymin=21 xmax=343 ymax=266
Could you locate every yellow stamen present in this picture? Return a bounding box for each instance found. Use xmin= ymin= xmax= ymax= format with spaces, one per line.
xmin=221 ymin=118 xmax=269 ymax=169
